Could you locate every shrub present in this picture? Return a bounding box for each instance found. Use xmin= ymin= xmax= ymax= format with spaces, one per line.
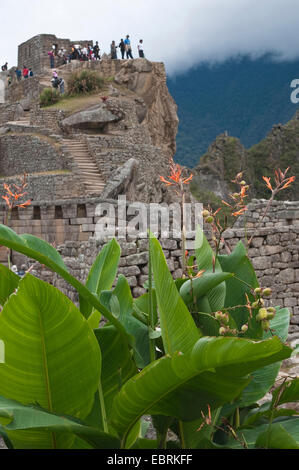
xmin=67 ymin=70 xmax=104 ymax=96
xmin=39 ymin=88 xmax=61 ymax=107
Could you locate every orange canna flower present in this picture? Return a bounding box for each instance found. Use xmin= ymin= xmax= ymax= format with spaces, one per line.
xmin=183 ymin=174 xmax=193 ymax=184
xmin=159 ymin=175 xmax=173 ymax=186
xmin=18 ymin=200 xmax=31 ymax=209
xmin=282 ymin=176 xmax=296 ymax=189
xmin=263 ymin=176 xmax=273 ymax=191
xmin=232 ymin=207 xmax=247 ymax=217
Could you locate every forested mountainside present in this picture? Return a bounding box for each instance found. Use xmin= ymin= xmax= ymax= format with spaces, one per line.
xmin=168 ymin=54 xmax=299 ymax=168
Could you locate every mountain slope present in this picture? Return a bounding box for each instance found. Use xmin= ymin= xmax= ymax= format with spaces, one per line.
xmin=168 ymin=54 xmax=299 ymax=167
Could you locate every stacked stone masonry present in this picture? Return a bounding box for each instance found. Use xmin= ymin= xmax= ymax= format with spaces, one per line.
xmin=1 ymin=199 xmax=297 ymax=339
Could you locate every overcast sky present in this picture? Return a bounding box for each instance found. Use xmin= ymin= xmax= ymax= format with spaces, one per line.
xmin=1 ymin=0 xmax=299 ymax=75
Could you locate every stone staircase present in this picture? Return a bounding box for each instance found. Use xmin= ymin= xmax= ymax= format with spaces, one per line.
xmin=62 ymin=138 xmax=106 ymax=195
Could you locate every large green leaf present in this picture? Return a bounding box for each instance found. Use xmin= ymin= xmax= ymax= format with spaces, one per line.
xmin=0 ymin=274 xmax=101 ymax=448
xmin=150 ymin=235 xmax=200 ymax=354
xmin=0 ymin=225 xmax=129 ymax=339
xmin=94 ymin=325 xmax=137 ymax=429
xmin=228 ymin=417 xmax=299 ymax=449
xmin=255 ymin=423 xmax=299 ymax=449
xmin=0 ymin=264 xmax=20 ymax=306
xmin=100 ymin=276 xmax=151 ymax=368
xmin=180 ymin=272 xmax=233 ymax=307
xmin=80 ymin=239 xmax=120 ymax=319
xmin=218 ymin=241 xmax=259 ymax=332
xmin=195 ymin=227 xmax=226 ymax=312
xmin=272 ymin=378 xmax=299 ymax=407
xmin=238 ymin=307 xmax=291 ymax=406
xmin=0 ymin=395 xmax=120 ymax=449
xmin=111 ymin=336 xmax=291 ymax=446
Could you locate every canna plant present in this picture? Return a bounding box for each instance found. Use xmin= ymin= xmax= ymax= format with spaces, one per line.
xmin=0 ymin=221 xmax=297 ymax=449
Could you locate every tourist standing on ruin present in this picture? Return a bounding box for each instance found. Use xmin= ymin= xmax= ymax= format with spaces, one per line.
xmin=22 ymin=66 xmax=29 ymax=79
xmin=124 ymin=35 xmax=133 ymax=59
xmin=138 ymin=40 xmax=145 ymax=58
xmin=48 ymin=50 xmax=55 ymax=68
xmin=59 ymin=78 xmax=65 ymax=95
xmin=119 ymin=39 xmax=126 ymax=59
xmin=15 ymin=68 xmax=22 ymax=81
xmin=1 ymin=62 xmax=8 ymax=71
xmin=93 ymin=41 xmax=100 ymax=60
xmin=111 ymin=41 xmax=118 ymax=59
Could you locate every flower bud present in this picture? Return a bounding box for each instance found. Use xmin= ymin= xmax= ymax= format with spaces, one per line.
xmin=267 ymin=307 xmax=276 ymax=313
xmin=254 ymin=288 xmax=262 ymax=295
xmin=219 ymin=327 xmax=227 ymax=336
xmin=262 ymin=288 xmax=272 ymax=297
xmin=240 ymin=181 xmax=246 ymax=186
xmin=202 ymin=210 xmax=210 ymax=218
xmin=222 ymin=314 xmax=229 ymax=325
xmin=205 ymin=216 xmax=214 ymax=224
xmin=215 ymin=311 xmax=223 ymax=321
xmin=256 ymin=308 xmax=268 ymax=322
xmin=241 ymin=324 xmax=248 ymax=333
xmin=233 ymin=193 xmax=240 ymax=198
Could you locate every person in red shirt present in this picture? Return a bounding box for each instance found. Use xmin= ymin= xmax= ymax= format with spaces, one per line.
xmin=23 ymin=66 xmax=29 ymax=79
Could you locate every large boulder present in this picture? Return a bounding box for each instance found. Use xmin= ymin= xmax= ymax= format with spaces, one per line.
xmin=61 ymin=104 xmax=120 ymax=131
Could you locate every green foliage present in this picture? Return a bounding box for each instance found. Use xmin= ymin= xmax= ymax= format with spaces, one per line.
xmin=0 ymin=224 xmax=297 ymax=449
xmin=39 ymin=88 xmax=61 ymax=107
xmin=67 ymin=70 xmax=104 ymax=96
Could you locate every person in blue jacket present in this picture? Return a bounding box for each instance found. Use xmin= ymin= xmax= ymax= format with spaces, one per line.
xmin=124 ymin=35 xmax=133 ymax=59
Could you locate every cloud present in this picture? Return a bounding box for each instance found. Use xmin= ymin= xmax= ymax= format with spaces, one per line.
xmin=0 ymin=0 xmax=299 ymax=75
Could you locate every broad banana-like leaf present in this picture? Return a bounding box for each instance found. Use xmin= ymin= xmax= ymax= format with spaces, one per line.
xmin=195 ymin=227 xmax=226 ymax=312
xmin=218 ymin=241 xmax=259 ymax=333
xmin=255 ymin=423 xmax=299 ymax=449
xmin=272 ymin=378 xmax=299 ymax=407
xmin=0 ymin=395 xmax=120 ymax=449
xmin=0 ymin=264 xmax=20 ymax=306
xmin=227 ymin=418 xmax=299 ymax=449
xmin=94 ymin=325 xmax=137 ymax=428
xmin=0 ymin=224 xmax=129 ymax=339
xmin=238 ymin=307 xmax=291 ymax=406
xmin=180 ymin=272 xmax=233 ymax=307
xmin=0 ymin=274 xmax=101 ymax=449
xmin=80 ymin=239 xmax=121 ymax=319
xmin=111 ymin=336 xmax=291 ymax=446
xmin=150 ymin=235 xmax=200 ymax=354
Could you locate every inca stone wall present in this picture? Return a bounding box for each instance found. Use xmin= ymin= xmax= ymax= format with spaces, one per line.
xmin=18 ymin=35 xmax=93 ymax=73
xmin=2 ymin=198 xmax=297 ymax=339
xmin=0 ymin=134 xmax=69 ymax=176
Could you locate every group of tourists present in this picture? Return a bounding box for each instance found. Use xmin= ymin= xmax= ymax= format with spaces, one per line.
xmin=4 ymin=65 xmax=34 ymax=86
xmin=111 ymin=36 xmax=144 ymax=60
xmin=48 ymin=35 xmax=145 ymax=68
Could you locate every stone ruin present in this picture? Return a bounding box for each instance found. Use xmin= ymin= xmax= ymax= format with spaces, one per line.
xmin=0 ymin=34 xmax=298 ymax=342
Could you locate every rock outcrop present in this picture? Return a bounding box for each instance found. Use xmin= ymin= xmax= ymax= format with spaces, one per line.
xmin=60 ymin=104 xmax=121 ymax=132
xmin=114 ymin=59 xmax=179 ymax=160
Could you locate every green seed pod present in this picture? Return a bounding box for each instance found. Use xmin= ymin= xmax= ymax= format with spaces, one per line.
xmin=219 ymin=327 xmax=227 ymax=336
xmin=266 ymin=312 xmax=275 ymax=320
xmin=262 ymin=288 xmax=272 ymax=297
xmin=254 ymin=288 xmax=262 ymax=295
xmin=241 ymin=324 xmax=248 ymax=333
xmin=202 ymin=210 xmax=210 ymax=218
xmin=240 ymin=181 xmax=246 ymax=186
xmin=244 ymin=185 xmax=250 ymax=191
xmin=205 ymin=216 xmax=214 ymax=224
xmin=262 ymin=320 xmax=270 ymax=331
xmin=251 ymin=301 xmax=260 ymax=309
xmin=233 ymin=193 xmax=240 ymax=198
xmin=256 ymin=308 xmax=268 ymax=322
xmin=267 ymin=307 xmax=276 ymax=313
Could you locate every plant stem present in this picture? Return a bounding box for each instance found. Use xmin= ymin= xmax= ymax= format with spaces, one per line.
xmin=148 ymin=237 xmax=156 ymax=363
xmin=98 ymin=381 xmax=108 ymax=433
